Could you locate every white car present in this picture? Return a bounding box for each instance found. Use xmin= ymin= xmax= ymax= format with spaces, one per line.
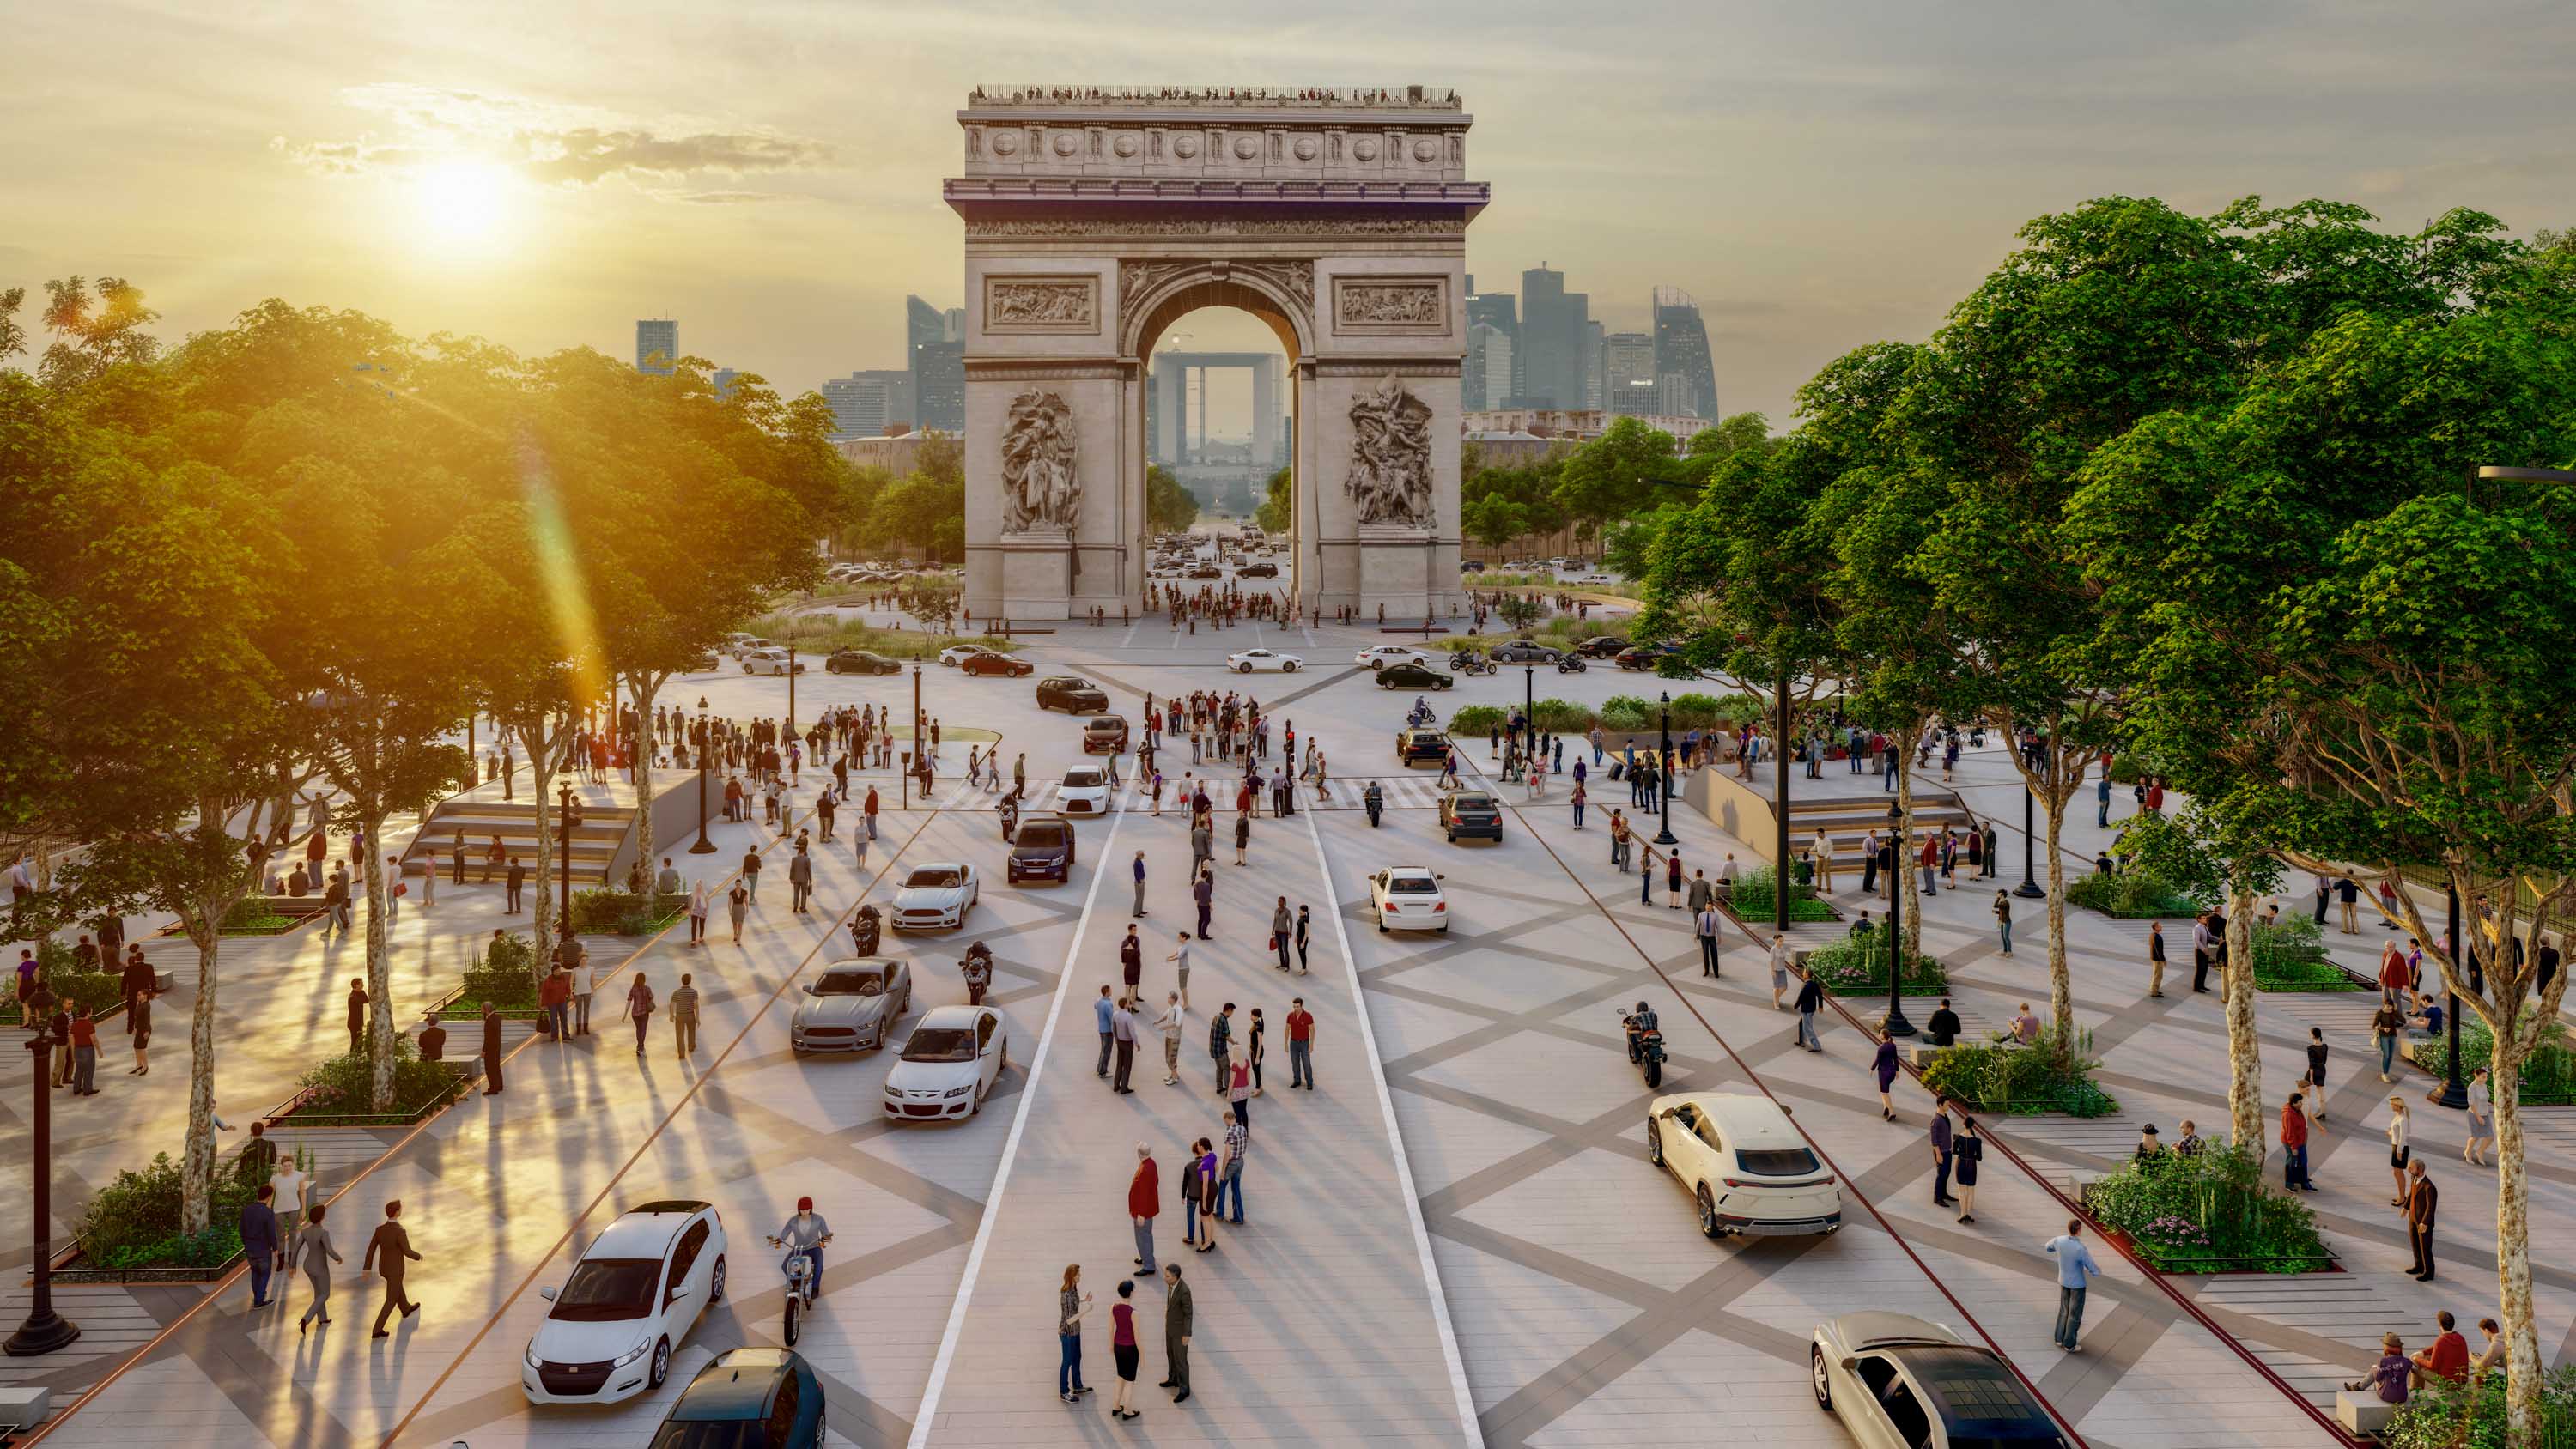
xmin=1369 ymin=866 xmax=1449 ymax=932
xmin=939 ymin=644 xmax=995 ymax=667
xmin=740 ymin=647 xmax=803 ymax=676
xmin=728 ymin=635 xmax=775 ymax=659
xmin=1647 ymin=1093 xmax=1842 ymax=1239
xmin=1225 ymin=648 xmax=1302 ymax=674
xmin=890 ymin=862 xmax=978 ymax=931
xmin=524 ymin=1200 xmax=726 ymax=1404
xmin=720 ymin=631 xmax=758 ymax=654
xmin=883 ymin=1005 xmax=1010 ymax=1120
xmin=1811 ymin=1313 xmax=2064 ymax=1448
xmin=1355 ymin=645 xmax=1431 ymax=670
xmin=1057 ymin=766 xmax=1112 ymax=815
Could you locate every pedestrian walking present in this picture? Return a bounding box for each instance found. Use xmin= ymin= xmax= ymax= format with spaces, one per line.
xmin=1873 ymin=1037 xmax=1901 ymax=1120
xmin=1129 ymin=1143 xmax=1160 ymax=1274
xmin=1160 ymin=1263 xmax=1193 ymax=1402
xmin=1156 ymin=992 xmax=1184 ymax=1086
xmin=671 ymin=973 xmax=700 ymax=1058
xmin=480 ymin=1001 xmax=505 ymax=1094
xmin=1207 ymin=1003 xmax=1234 ymax=1094
xmin=1293 ymin=904 xmax=1310 ymax=973
xmin=2281 ymin=1089 xmax=2315 ymax=1191
xmin=626 ymin=973 xmax=656 ymax=1056
xmin=1058 ymin=1264 xmax=1094 ymax=1403
xmin=1218 ymin=1115 xmax=1248 ymax=1222
xmin=1132 ymin=851 xmax=1148 ymax=918
xmin=1112 ymin=995 xmax=1139 ymax=1093
xmin=727 ymin=882 xmax=749 ymax=944
xmin=569 ymin=938 xmax=595 ymax=1034
xmin=505 ymin=855 xmax=525 ymax=912
xmin=1109 ymin=1279 xmax=1142 ymax=1421
xmin=1095 ymin=985 xmax=1117 ymax=1078
xmin=1769 ymin=932 xmax=1791 ymax=1009
xmin=540 ymin=964 xmax=572 ymax=1041
xmin=1192 ymin=866 xmax=1213 ymax=938
xmin=2464 ymin=1067 xmax=2495 ymax=1165
xmin=2372 ymin=994 xmax=2403 ymax=1081
xmin=1227 ymin=1050 xmax=1251 ymax=1126
xmin=788 ymin=846 xmax=814 ymax=913
xmin=1929 ymin=1099 xmax=1955 ymax=1207
xmin=67 ymin=1005 xmax=98 ymax=1095
xmin=1795 ymin=974 xmax=1824 ymax=1051
xmin=1694 ymin=901 xmax=1722 ymax=978
xmin=241 ymin=1184 xmax=284 ymax=1307
xmin=291 ymin=1203 xmax=340 ymax=1333
xmin=345 ymin=979 xmax=368 ymax=1058
xmin=2043 ymin=1219 xmax=2101 ymax=1352
xmin=2305 ymin=1027 xmax=2330 ymax=1122
xmin=1994 ymin=891 xmax=2014 ymax=956
xmin=362 ymin=1200 xmax=422 ymax=1337
xmin=1270 ymin=897 xmax=1292 ymax=972
xmin=2404 ymin=1158 xmax=2439 ymax=1280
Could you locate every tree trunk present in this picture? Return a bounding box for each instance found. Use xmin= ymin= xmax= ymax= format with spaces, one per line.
xmin=1896 ymin=728 xmax=1921 ymax=959
xmin=631 ymin=675 xmax=661 ymax=894
xmin=2223 ymin=883 xmax=2263 ymax=1149
xmin=2493 ymin=1046 xmax=2541 ymax=1445
xmin=362 ymin=810 xmax=395 ymax=1111
xmin=2044 ymin=797 xmax=2073 ymax=1058
xmin=179 ymin=909 xmax=220 ymax=1234
xmin=521 ymin=721 xmax=559 ymax=997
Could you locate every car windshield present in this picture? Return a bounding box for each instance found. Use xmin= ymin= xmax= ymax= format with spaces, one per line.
xmin=902 ymin=1028 xmax=977 ymax=1063
xmin=550 ymin=1258 xmax=660 ymax=1321
xmin=1735 ymin=1147 xmax=1823 ymax=1176
xmin=649 ymin=1423 xmax=775 ymax=1449
xmin=1065 ymin=771 xmax=1103 ymax=787
xmin=1454 ymin=795 xmax=1493 ymax=809
xmin=904 ymin=869 xmax=963 ymax=890
xmin=1017 ymin=823 xmax=1068 ymax=849
xmin=1088 ymin=719 xmax=1121 ymax=731
xmin=816 ymin=972 xmax=884 ymax=997
xmin=1388 ymin=877 xmax=1439 ymax=894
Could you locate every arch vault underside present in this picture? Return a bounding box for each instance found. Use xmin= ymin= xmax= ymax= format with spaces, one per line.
xmin=945 ymin=86 xmax=1488 ymax=622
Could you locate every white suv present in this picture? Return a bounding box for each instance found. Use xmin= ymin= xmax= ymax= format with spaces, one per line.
xmin=1646 ymin=1093 xmax=1842 ymax=1239
xmin=525 ymin=1201 xmax=727 ymax=1404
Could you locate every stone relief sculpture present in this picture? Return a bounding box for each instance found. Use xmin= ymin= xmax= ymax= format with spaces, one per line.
xmin=1001 ymin=391 xmax=1081 ymax=533
xmin=1338 ymin=281 xmax=1443 ymax=327
xmin=1344 ymin=373 xmax=1435 ymax=527
xmin=988 ymin=280 xmax=1096 ymax=328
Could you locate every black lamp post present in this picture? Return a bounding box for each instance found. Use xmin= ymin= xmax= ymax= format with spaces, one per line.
xmin=2014 ymin=787 xmax=2045 ymax=899
xmin=1522 ymin=664 xmax=1536 ymax=769
xmin=1883 ymin=797 xmax=1915 ymax=1038
xmin=6 ymin=1028 xmax=80 ymax=1356
xmin=688 ymin=699 xmax=718 ymax=853
xmin=903 ymin=662 xmax=923 ymax=809
xmin=786 ymin=644 xmax=797 ymax=737
xmin=2437 ymin=882 xmax=2468 ymax=1109
xmin=1653 ymin=691 xmax=1679 ymax=847
xmin=557 ymin=777 xmax=575 ymax=927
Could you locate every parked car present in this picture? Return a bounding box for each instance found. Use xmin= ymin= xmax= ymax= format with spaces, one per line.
xmin=1811 ymin=1313 xmax=2065 ymax=1448
xmin=728 ymin=636 xmax=775 ymax=659
xmin=720 ymin=632 xmax=759 ymax=654
xmin=962 ymin=652 xmax=1033 ymax=678
xmin=1224 ymin=648 xmax=1302 ymax=674
xmin=790 ymin=959 xmax=911 ymax=1053
xmin=1649 ymin=1093 xmax=1842 ymax=1239
xmin=1575 ymin=635 xmax=1632 ymax=658
xmin=882 ymin=1005 xmax=1009 ymax=1120
xmin=651 ymin=1348 xmax=823 ymax=1449
xmin=1187 ymin=564 xmax=1222 ymax=579
xmin=939 ymin=644 xmax=993 ymax=666
xmin=1376 ymin=663 xmax=1455 ymax=691
xmin=524 ymin=1201 xmax=727 ymax=1404
xmin=1461 ymin=559 xmax=1485 ymax=573
xmin=1007 ymin=815 xmax=1077 ymax=883
xmin=1238 ymin=561 xmax=1278 ymax=579
xmin=1490 ymin=640 xmax=1564 ymax=664
xmin=741 ymin=648 xmax=805 ymax=676
xmin=1356 ymin=644 xmax=1432 ymax=670
xmin=1396 ymin=728 xmax=1450 ymax=767
xmin=824 ymin=649 xmax=900 ymax=676
xmin=1082 ymin=715 xmax=1130 ymax=755
xmin=1439 ymin=791 xmax=1504 ymax=842
xmin=891 ymin=862 xmax=978 ymax=931
xmin=1368 ymin=867 xmax=1449 ymax=932
xmin=1056 ymin=766 xmax=1112 ymax=815
xmin=1036 ymin=676 xmax=1109 ymax=712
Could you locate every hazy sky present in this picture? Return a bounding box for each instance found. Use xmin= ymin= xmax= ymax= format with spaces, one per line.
xmin=6 ymin=1 xmax=2571 ymax=429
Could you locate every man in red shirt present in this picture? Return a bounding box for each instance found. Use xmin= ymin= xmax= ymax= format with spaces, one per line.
xmin=2281 ymin=1090 xmax=2316 ymax=1191
xmin=2414 ymin=1312 xmax=2470 ymax=1382
xmin=539 ymin=965 xmax=573 ymax=1041
xmin=1285 ymin=997 xmax=1315 ymax=1091
xmin=1128 ymin=1143 xmax=1160 ymax=1274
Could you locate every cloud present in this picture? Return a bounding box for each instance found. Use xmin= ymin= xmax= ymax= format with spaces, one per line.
xmin=653 ymin=189 xmax=817 ymax=206
xmin=274 ymin=83 xmax=833 ymax=196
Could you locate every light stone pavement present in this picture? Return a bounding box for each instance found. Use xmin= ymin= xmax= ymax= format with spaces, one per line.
xmin=16 ymin=607 xmax=2534 ymax=1447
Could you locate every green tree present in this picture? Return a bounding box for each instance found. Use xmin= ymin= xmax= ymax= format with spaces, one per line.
xmin=1146 ymin=464 xmax=1200 ymax=533
xmin=1254 ymin=467 xmax=1292 ymax=534
xmin=1598 ymin=501 xmax=1680 ymax=579
xmin=36 ymin=275 xmax=161 ymax=389
xmin=1553 ymin=415 xmax=1681 ymax=537
xmin=1462 ymin=492 xmax=1530 ymax=551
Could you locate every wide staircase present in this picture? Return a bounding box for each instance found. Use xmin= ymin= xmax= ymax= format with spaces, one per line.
xmin=400 ymin=799 xmax=637 ymax=887
xmin=1783 ymin=785 xmax=1982 ymax=861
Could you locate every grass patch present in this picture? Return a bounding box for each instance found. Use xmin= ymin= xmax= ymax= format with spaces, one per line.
xmin=1730 ymin=865 xmax=1844 ymax=925
xmin=1802 ymin=934 xmax=1945 ymax=991
xmin=2080 ymin=1142 xmax=2331 ymax=1273
xmin=288 ymin=1035 xmax=467 ymax=1126
xmin=2242 ymin=917 xmax=2361 ymax=992
xmin=1921 ymin=1028 xmax=2117 ymax=1117
xmin=73 ymin=1149 xmax=282 ymax=1270
xmin=571 ymin=888 xmax=686 ymax=935
xmin=2066 ymin=867 xmax=2208 ymax=919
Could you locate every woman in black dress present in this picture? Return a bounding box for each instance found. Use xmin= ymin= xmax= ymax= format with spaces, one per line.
xmin=129 ymin=988 xmax=153 ymax=1075
xmin=1952 ymin=1117 xmax=1984 ymax=1223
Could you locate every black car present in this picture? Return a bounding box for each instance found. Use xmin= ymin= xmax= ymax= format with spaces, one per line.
xmin=1490 ymin=640 xmax=1564 ymax=664
xmin=1376 ymin=663 xmax=1455 ymax=691
xmin=1037 ymin=676 xmax=1110 ymax=712
xmin=1238 ymin=561 xmax=1278 ymax=579
xmin=1576 ymin=635 xmax=1631 ymax=658
xmin=1441 ymin=791 xmax=1504 ymax=843
xmin=651 ymin=1348 xmax=823 ymax=1449
xmin=1083 ymin=715 xmax=1130 ymax=755
xmin=1396 ymin=729 xmax=1450 ymax=767
xmin=962 ymin=652 xmax=1034 ymax=678
xmin=1461 ymin=559 xmax=1485 ymax=573
xmin=825 ymin=649 xmax=901 ymax=675
xmin=1187 ymin=564 xmax=1222 ymax=579
xmin=1616 ymin=643 xmax=1680 ymax=671
xmin=1006 ymin=815 xmax=1077 ymax=884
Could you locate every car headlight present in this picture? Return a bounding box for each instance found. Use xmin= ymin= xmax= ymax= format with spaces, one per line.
xmin=613 ymin=1337 xmax=654 ymax=1367
xmin=527 ymin=1341 xmax=544 ymax=1370
xmin=945 ymin=1085 xmax=973 ymax=1098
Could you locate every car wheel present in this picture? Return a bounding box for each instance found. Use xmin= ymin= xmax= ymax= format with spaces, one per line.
xmin=708 ymin=1254 xmax=726 ymax=1304
xmin=1698 ymin=1184 xmax=1722 ymax=1240
xmin=1370 ymin=659 xmax=1383 ymax=670
xmin=1440 ymin=919 xmax=1451 ymax=932
xmin=649 ymin=1336 xmax=671 ymax=1389
xmin=1238 ymin=663 xmax=1252 ymax=674
xmin=1811 ymin=1345 xmax=1833 ymax=1410
xmin=1649 ymin=1121 xmax=1667 ymax=1166
xmin=1285 ymin=660 xmax=1298 ymax=672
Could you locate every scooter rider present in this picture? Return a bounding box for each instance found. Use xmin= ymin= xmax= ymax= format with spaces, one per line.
xmin=770 ymin=1197 xmax=834 ymax=1293
xmin=1363 ymin=780 xmax=1385 ymax=828
xmin=1623 ymin=999 xmax=1660 ymax=1062
xmin=961 ymin=942 xmax=993 ymax=1005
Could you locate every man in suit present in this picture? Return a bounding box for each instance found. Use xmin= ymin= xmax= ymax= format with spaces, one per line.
xmin=416 ymin=1011 xmax=447 ymax=1062
xmin=1159 ymin=1262 xmax=1193 ymax=1403
xmin=240 ymin=1184 xmax=284 ymax=1307
xmin=504 ymin=855 xmax=526 ymax=912
xmin=480 ymin=1003 xmax=505 ymax=1095
xmin=2404 ymin=1159 xmax=2439 ymax=1281
xmin=363 ymin=1199 xmax=422 ymax=1336
xmin=119 ymin=948 xmax=156 ymax=1034
xmin=345 ymin=979 xmax=368 ymax=1058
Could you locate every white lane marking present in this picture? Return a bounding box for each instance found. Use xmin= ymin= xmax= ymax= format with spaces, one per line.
xmin=1303 ymin=804 xmax=1487 ymax=1448
xmin=904 ymin=786 xmax=1127 ymax=1447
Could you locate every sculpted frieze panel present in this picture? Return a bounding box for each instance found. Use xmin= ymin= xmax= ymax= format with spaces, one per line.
xmin=984 ymin=275 xmax=1099 ymax=333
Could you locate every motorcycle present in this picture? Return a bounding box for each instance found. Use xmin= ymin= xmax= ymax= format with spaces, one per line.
xmin=849 ymin=904 xmax=882 ymax=956
xmin=1363 ymin=783 xmax=1385 ymax=828
xmin=766 ymin=1233 xmax=831 ymax=1347
xmin=1450 ymin=652 xmax=1496 ymax=676
xmin=1556 ymin=655 xmax=1588 ymax=674
xmin=961 ymin=941 xmax=993 ymax=1005
xmin=1619 ymin=1006 xmax=1667 ymax=1088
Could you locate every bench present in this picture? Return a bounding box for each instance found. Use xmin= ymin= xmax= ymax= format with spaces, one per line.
xmin=2337 ymin=1389 xmax=2396 ymax=1437
xmin=0 ymin=1386 xmax=49 ymax=1430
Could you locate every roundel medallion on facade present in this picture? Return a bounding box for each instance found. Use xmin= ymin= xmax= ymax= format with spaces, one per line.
xmin=1413 ymin=138 xmax=1437 ymax=162
xmin=1113 ymin=134 xmax=1139 ymax=158
xmin=1231 ymin=135 xmax=1258 ymax=160
xmin=991 ymin=131 xmax=1019 ymax=156
xmin=1352 ymin=137 xmax=1379 ymax=161
xmin=1173 ymin=134 xmax=1200 ymax=159
xmin=1293 ymin=136 xmax=1319 ymax=161
xmin=1052 ymin=131 xmax=1079 ymax=156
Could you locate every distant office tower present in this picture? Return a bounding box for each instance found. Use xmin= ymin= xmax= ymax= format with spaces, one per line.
xmin=1465 ymin=323 xmax=1515 ymax=412
xmin=1583 ymin=319 xmax=1606 ymax=409
xmin=1602 ymin=331 xmax=1661 ymax=416
xmin=912 ymin=338 xmax=964 ymax=433
xmin=1517 ymin=265 xmax=1589 ymax=409
xmin=943 ymin=306 xmax=966 ymax=342
xmin=1465 ymin=288 xmax=1521 ymax=404
xmin=822 ymin=369 xmax=915 ymax=440
xmin=1652 ymin=286 xmax=1718 ymax=420
xmin=635 ymin=318 xmax=678 ymax=374
xmin=711 ymin=367 xmax=740 ymax=399
xmin=906 ymin=295 xmax=946 ymax=354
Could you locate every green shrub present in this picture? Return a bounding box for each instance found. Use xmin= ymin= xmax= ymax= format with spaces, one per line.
xmin=2385 ymin=1361 xmax=2576 ymax=1449
xmin=571 ymin=888 xmax=685 ymax=934
xmin=295 ymin=1036 xmax=461 ymax=1121
xmin=1921 ymin=1029 xmax=2117 ymax=1117
xmin=2414 ymin=1018 xmax=2576 ymax=1104
xmin=2107 ymin=754 xmax=2143 ymax=785
xmin=1449 ymin=704 xmax=1507 ymax=737
xmin=2066 ymin=867 xmax=2207 ymax=918
xmin=1803 ymin=934 xmax=1947 ymax=992
xmin=1597 ymin=695 xmax=1653 ymax=731
xmin=219 ymin=898 xmax=299 ymax=933
xmin=2080 ymin=1141 xmax=2329 ymax=1272
xmin=1730 ymin=865 xmax=1841 ymax=925
xmin=0 ymin=962 xmax=125 ymax=1026
xmin=1529 ymin=699 xmax=1595 ymax=733
xmin=76 ymin=1151 xmax=257 ymax=1267
xmin=2242 ymin=917 xmax=2361 ymax=991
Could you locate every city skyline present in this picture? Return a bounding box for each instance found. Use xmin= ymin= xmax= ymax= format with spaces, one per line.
xmin=6 ymin=3 xmax=2569 ymax=427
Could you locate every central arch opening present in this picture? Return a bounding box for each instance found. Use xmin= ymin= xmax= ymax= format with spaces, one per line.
xmin=1137 ymin=299 xmax=1298 ymax=607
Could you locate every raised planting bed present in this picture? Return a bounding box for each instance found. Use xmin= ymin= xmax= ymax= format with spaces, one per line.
xmin=149 ymin=895 xmax=329 ymax=938
xmin=2412 ymin=1021 xmax=2576 ymax=1106
xmin=1799 ymin=938 xmax=1948 ymax=997
xmin=2079 ymin=1143 xmax=2336 ymax=1275
xmin=58 ymin=1152 xmax=260 ymax=1283
xmin=270 ymin=1046 xmax=472 ymax=1129
xmin=1920 ymin=1036 xmax=2117 ymax=1117
xmin=2245 ymin=918 xmax=2367 ymax=992
xmin=570 ymin=888 xmax=686 ymax=935
xmin=2066 ymin=868 xmax=2208 ymax=919
xmin=1724 ymin=866 xmax=1844 ymax=925
xmin=0 ymin=963 xmax=129 ymax=1028
xmin=433 ymin=937 xmax=545 ymax=1021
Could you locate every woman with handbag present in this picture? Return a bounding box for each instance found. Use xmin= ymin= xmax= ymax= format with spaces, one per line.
xmin=625 ymin=973 xmax=657 ymax=1058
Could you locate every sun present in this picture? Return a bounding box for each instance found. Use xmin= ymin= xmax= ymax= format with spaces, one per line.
xmin=411 ymin=158 xmax=515 ymax=246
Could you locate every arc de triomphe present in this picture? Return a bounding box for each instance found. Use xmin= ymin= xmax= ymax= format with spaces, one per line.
xmin=945 ymin=86 xmax=1487 ymax=622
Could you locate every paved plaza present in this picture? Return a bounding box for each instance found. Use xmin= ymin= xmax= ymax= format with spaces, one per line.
xmin=3 ymin=604 xmax=2554 ymax=1447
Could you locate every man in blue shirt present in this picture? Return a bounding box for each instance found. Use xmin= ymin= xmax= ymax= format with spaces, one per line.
xmin=1095 ymin=985 xmax=1117 ymax=1078
xmin=2044 ymin=1219 xmax=2103 ymax=1352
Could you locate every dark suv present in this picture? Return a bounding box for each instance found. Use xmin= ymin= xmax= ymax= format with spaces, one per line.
xmin=1440 ymin=791 xmax=1505 ymax=843
xmin=1397 ymin=729 xmax=1449 ymax=767
xmin=1007 ymin=815 xmax=1077 ymax=884
xmin=1083 ymin=715 xmax=1130 ymax=755
xmin=1036 ymin=676 xmax=1109 ymax=712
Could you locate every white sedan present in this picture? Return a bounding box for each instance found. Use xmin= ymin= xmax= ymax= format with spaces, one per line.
xmin=939 ymin=644 xmax=996 ymax=667
xmin=1368 ymin=866 xmax=1449 ymax=932
xmin=524 ymin=1201 xmax=726 ymax=1404
xmin=883 ymin=1005 xmax=1010 ymax=1120
xmin=1225 ymin=648 xmax=1303 ymax=674
xmin=1356 ymin=645 xmax=1432 ymax=670
xmin=1057 ymin=766 xmax=1113 ymax=815
xmin=890 ymin=862 xmax=978 ymax=931
xmin=739 ymin=647 xmax=804 ymax=676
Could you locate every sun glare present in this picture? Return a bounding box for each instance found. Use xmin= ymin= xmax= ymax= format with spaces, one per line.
xmin=412 ymin=158 xmax=514 ymax=246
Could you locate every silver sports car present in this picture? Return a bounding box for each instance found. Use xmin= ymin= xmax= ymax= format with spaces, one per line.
xmin=790 ymin=959 xmax=912 ymax=1052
